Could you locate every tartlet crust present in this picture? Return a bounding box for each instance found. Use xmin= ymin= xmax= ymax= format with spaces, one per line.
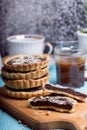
xmin=3 ymin=73 xmax=50 ymax=89
xmin=3 ymin=54 xmax=49 ymax=72
xmin=2 ymin=66 xmax=48 ymax=80
xmin=5 ymin=87 xmax=44 ymax=99
xmin=44 ymin=83 xmax=87 ymax=102
xmin=28 ymin=96 xmax=77 ymax=113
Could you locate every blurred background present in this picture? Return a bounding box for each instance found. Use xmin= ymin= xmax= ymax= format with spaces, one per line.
xmin=0 ymin=0 xmax=86 ymax=57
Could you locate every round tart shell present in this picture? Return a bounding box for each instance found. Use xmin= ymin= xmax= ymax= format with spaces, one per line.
xmin=3 ymin=54 xmax=49 ymax=72
xmin=5 ymin=87 xmax=44 ymax=99
xmin=3 ymin=73 xmax=50 ymax=89
xmin=2 ymin=67 xmax=49 ymax=80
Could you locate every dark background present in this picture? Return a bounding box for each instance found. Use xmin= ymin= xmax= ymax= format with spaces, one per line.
xmin=0 ymin=0 xmax=86 ymax=56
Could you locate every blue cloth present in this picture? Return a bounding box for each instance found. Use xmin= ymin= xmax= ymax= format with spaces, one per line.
xmin=0 ymin=75 xmax=4 ymax=87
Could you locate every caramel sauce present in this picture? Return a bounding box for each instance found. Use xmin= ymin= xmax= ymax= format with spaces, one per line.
xmin=56 ymin=57 xmax=85 ymax=88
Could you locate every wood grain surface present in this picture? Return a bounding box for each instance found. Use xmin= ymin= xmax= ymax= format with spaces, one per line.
xmin=0 ymin=87 xmax=87 ymax=130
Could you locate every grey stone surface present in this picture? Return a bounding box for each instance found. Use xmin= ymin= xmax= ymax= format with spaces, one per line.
xmin=0 ymin=0 xmax=85 ymax=56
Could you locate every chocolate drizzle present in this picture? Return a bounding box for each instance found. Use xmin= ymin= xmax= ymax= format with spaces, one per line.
xmin=7 ymin=56 xmax=45 ymax=65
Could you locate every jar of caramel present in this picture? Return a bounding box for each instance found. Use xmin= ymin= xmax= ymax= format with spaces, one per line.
xmin=54 ymin=42 xmax=87 ymax=88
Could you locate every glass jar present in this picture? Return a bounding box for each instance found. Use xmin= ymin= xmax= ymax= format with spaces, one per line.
xmin=54 ymin=41 xmax=87 ymax=88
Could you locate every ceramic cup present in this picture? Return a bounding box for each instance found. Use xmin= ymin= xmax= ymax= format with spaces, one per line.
xmin=7 ymin=34 xmax=53 ymax=55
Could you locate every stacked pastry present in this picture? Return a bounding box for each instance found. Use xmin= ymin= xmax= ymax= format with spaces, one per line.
xmin=2 ymin=54 xmax=50 ymax=99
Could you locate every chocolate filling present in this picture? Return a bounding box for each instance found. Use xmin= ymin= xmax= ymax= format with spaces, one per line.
xmin=30 ymin=96 xmax=74 ymax=110
xmin=6 ymin=86 xmax=42 ymax=92
xmin=7 ymin=56 xmax=45 ymax=65
xmin=2 ymin=66 xmax=47 ymax=73
xmin=45 ymin=84 xmax=87 ymax=98
xmin=2 ymin=73 xmax=48 ymax=81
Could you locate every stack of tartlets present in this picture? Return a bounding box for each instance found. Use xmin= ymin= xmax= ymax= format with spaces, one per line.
xmin=2 ymin=54 xmax=50 ymax=99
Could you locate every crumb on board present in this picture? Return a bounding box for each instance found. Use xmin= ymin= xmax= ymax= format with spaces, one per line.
xmin=34 ymin=112 xmax=39 ymax=116
xmin=46 ymin=111 xmax=51 ymax=116
xmin=17 ymin=103 xmax=20 ymax=107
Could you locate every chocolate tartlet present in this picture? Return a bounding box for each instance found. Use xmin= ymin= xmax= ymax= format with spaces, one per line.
xmin=2 ymin=54 xmax=50 ymax=99
xmin=44 ymin=83 xmax=87 ymax=102
xmin=3 ymin=73 xmax=50 ymax=89
xmin=5 ymin=86 xmax=45 ymax=99
xmin=2 ymin=66 xmax=48 ymax=80
xmin=3 ymin=54 xmax=49 ymax=72
xmin=28 ymin=95 xmax=77 ymax=113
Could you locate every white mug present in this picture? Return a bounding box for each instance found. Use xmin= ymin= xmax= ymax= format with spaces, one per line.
xmin=7 ymin=34 xmax=53 ymax=55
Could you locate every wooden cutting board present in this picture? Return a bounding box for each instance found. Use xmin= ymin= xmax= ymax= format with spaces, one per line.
xmin=0 ymin=87 xmax=87 ymax=130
